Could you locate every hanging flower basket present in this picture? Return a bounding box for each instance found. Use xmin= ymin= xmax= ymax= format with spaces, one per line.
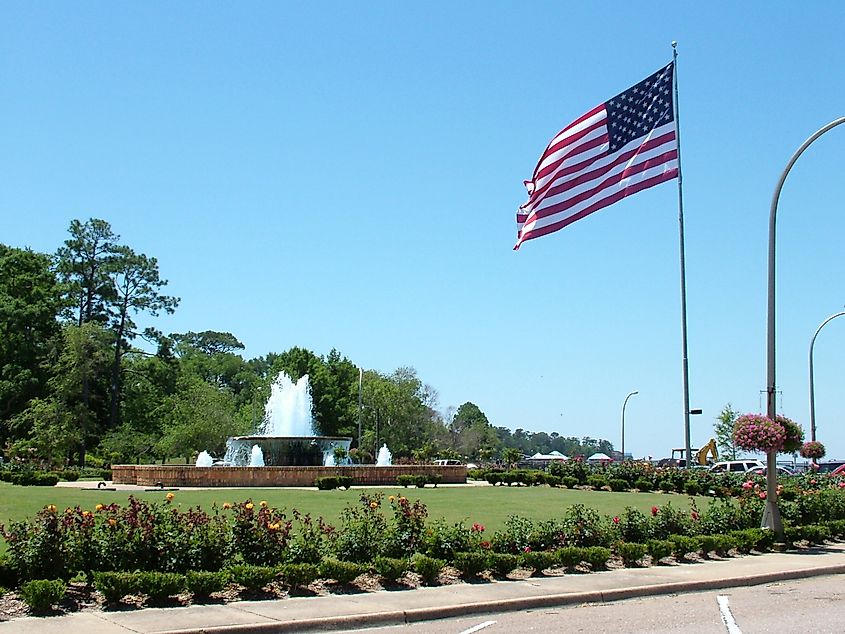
xmin=733 ymin=414 xmax=786 ymax=453
xmin=777 ymin=415 xmax=804 ymax=454
xmin=799 ymin=440 xmax=826 ymax=460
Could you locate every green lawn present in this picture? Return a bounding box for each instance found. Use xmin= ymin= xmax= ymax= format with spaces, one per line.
xmin=0 ymin=482 xmax=708 ymax=556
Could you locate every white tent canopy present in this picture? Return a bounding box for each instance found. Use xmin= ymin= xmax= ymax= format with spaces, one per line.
xmin=587 ymin=452 xmax=613 ymax=463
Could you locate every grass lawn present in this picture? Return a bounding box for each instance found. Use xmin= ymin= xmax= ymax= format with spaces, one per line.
xmin=0 ymin=482 xmax=709 ymax=556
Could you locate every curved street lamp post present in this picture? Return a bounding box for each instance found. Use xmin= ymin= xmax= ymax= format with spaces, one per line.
xmin=621 ymin=391 xmax=639 ymax=460
xmin=809 ymin=310 xmax=845 ymax=442
xmin=766 ymin=116 xmax=845 ymax=537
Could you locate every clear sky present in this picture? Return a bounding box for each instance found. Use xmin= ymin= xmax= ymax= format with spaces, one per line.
xmin=3 ymin=2 xmax=844 ymax=461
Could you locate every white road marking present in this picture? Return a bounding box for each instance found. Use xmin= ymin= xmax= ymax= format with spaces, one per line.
xmin=717 ymin=595 xmax=743 ymax=634
xmin=459 ymin=620 xmax=497 ymax=634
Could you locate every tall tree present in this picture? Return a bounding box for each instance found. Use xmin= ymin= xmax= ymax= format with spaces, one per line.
xmin=714 ymin=403 xmax=739 ymax=460
xmin=107 ymin=246 xmax=179 ymax=428
xmin=0 ymin=245 xmax=63 ymax=437
xmin=55 ymin=218 xmax=120 ymax=326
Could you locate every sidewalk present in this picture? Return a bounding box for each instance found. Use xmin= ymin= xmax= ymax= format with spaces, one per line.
xmin=3 ymin=544 xmax=845 ymax=634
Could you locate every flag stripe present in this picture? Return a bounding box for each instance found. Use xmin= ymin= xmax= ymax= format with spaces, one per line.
xmin=515 ymin=62 xmax=677 ymax=250
xmin=516 ymin=168 xmax=678 ymax=245
xmin=522 ymin=127 xmax=675 ymax=217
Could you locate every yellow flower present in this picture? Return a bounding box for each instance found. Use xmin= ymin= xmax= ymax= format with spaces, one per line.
xmin=268 ymin=522 xmax=280 ymax=531
xmin=369 ymin=501 xmax=378 ymax=509
xmin=95 ymin=504 xmax=104 ymax=511
xmin=46 ymin=504 xmax=57 ymax=513
xmin=388 ymin=495 xmax=396 ymax=502
xmin=245 ymin=502 xmax=254 ymax=510
xmin=82 ymin=511 xmax=92 ymax=518
xmin=259 ymin=500 xmax=267 ymax=508
xmin=65 ymin=507 xmax=73 ymax=514
xmin=223 ymin=502 xmax=232 ymax=510
xmin=108 ymin=518 xmax=117 ymax=527
xmin=165 ymin=492 xmax=175 ymax=502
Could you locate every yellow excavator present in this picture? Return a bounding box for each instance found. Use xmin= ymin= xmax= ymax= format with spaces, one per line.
xmin=663 ymin=438 xmax=718 ymax=467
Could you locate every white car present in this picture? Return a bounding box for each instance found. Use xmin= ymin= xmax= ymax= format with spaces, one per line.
xmin=708 ymin=460 xmax=765 ymax=473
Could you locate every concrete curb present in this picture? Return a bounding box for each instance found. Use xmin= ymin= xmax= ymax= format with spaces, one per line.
xmin=154 ymin=561 xmax=845 ymax=634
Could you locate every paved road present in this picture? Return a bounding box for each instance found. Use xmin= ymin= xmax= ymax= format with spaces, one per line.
xmin=341 ymin=575 xmax=844 ymax=633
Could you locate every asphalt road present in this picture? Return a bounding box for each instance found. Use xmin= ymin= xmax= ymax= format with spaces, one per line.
xmin=342 ymin=574 xmax=844 ymax=633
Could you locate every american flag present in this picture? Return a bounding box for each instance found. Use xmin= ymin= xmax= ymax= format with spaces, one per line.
xmin=514 ymin=62 xmax=678 ymax=250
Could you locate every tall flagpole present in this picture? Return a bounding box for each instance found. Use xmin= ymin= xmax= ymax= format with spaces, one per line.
xmin=672 ymin=41 xmax=693 ymax=467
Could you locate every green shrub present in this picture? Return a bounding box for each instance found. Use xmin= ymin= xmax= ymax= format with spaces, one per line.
xmin=186 ymin=570 xmax=229 ymax=597
xmin=428 ymin=474 xmax=442 ymax=488
xmin=19 ymin=579 xmax=67 ymax=613
xmin=646 ymin=539 xmax=673 ymax=563
xmin=825 ymin=519 xmax=845 ymax=539
xmin=93 ymin=571 xmax=142 ymax=603
xmin=634 ymin=478 xmax=652 ymax=492
xmin=802 ymin=524 xmax=832 ymax=545
xmin=485 ymin=472 xmax=502 ymax=486
xmin=414 ymin=475 xmax=429 ymax=488
xmin=658 ymin=478 xmax=674 ymax=492
xmin=556 ymin=546 xmax=584 ymax=568
xmin=412 ymin=554 xmax=445 ymax=585
xmin=617 ymin=542 xmax=648 ymax=567
xmin=487 ymin=552 xmax=519 ymax=577
xmin=520 ymin=550 xmax=556 ymax=574
xmin=583 ymin=546 xmax=611 ymax=570
xmin=586 ymin=475 xmax=608 ymax=490
xmin=61 ymin=470 xmax=80 ymax=482
xmin=608 ymin=479 xmax=628 ymax=492
xmin=277 ymin=563 xmax=319 ymax=588
xmin=315 ymin=476 xmax=339 ymax=490
xmin=372 ymin=557 xmax=407 ymax=582
xmin=684 ymin=481 xmax=702 ymax=496
xmin=452 ymin=551 xmax=488 ymax=577
xmin=318 ymin=558 xmax=364 ymax=584
xmin=561 ymin=477 xmax=579 ymax=489
xmin=337 ymin=476 xmax=353 ymax=489
xmin=467 ymin=469 xmax=486 ymax=480
xmin=137 ymin=571 xmax=185 ymax=600
xmin=396 ymin=475 xmax=415 ymax=488
xmin=227 ymin=564 xmax=276 ymax=592
xmin=545 ymin=475 xmax=562 ymax=487
xmin=668 ymin=535 xmax=700 ymax=561
xmin=0 ymin=555 xmax=18 ymax=589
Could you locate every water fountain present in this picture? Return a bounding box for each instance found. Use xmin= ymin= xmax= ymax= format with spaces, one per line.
xmin=222 ymin=373 xmax=352 ymax=467
xmin=376 ymin=444 xmax=392 ymax=466
xmin=112 ymin=372 xmax=465 ymax=487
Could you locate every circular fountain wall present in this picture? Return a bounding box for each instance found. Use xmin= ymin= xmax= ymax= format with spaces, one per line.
xmin=224 ymin=435 xmax=352 ymax=467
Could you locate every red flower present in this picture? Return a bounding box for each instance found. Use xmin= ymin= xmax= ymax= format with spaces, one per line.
xmin=651 ymin=506 xmax=659 ymax=516
xmin=612 ymin=516 xmax=620 ymax=524
xmin=523 ymin=546 xmax=531 ymax=553
xmin=471 ymin=523 xmax=485 ymax=533
xmin=691 ymin=511 xmax=699 ymax=521
xmin=759 ymin=492 xmax=767 ymax=500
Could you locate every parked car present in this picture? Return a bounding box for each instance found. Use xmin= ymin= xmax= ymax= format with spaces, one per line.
xmin=817 ymin=461 xmax=845 ymax=474
xmin=830 ymin=464 xmax=845 ymax=476
xmin=747 ymin=465 xmax=795 ymax=476
xmin=709 ymin=460 xmax=765 ymax=473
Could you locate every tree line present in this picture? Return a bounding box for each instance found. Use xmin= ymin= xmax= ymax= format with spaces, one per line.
xmin=0 ymin=218 xmax=614 ymax=468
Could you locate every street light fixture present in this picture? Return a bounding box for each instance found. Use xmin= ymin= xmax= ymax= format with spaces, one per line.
xmin=765 ymin=116 xmax=845 ymax=537
xmin=809 ymin=309 xmax=845 ymax=442
xmin=621 ymin=391 xmax=638 ymax=460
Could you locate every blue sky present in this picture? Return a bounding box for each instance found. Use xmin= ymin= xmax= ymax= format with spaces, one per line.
xmin=3 ymin=2 xmax=844 ymax=461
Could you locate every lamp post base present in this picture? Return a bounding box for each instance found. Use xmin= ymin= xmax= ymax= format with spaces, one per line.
xmin=760 ymin=499 xmax=784 ymax=537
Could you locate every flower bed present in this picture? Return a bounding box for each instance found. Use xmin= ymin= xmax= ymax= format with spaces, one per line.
xmin=3 ymin=481 xmax=845 ymax=617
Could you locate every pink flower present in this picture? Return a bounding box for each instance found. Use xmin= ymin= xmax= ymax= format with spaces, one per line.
xmin=691 ymin=511 xmax=699 ymax=521
xmin=651 ymin=506 xmax=659 ymax=516
xmin=742 ymin=481 xmax=754 ymax=490
xmin=613 ymin=516 xmax=620 ymax=524
xmin=838 ymin=482 xmax=845 ymax=489
xmin=523 ymin=546 xmax=531 ymax=553
xmin=471 ymin=522 xmax=485 ymax=533
xmin=759 ymin=492 xmax=767 ymax=500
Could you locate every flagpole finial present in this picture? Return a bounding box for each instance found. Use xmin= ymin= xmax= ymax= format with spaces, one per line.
xmin=671 ymin=40 xmax=677 ymax=49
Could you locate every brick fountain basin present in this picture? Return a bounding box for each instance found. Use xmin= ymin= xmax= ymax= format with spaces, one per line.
xmin=111 ymin=464 xmax=468 ymax=487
